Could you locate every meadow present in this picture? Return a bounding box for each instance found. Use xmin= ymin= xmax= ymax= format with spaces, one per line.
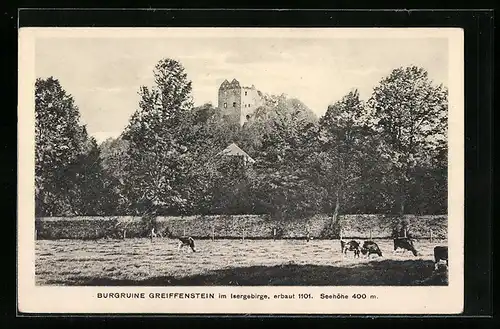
xmin=35 ymin=238 xmax=448 ymax=286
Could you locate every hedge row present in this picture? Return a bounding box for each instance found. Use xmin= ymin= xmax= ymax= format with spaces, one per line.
xmin=35 ymin=214 xmax=447 ymax=240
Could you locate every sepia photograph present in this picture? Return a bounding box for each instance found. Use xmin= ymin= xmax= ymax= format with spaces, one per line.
xmin=18 ymin=27 xmax=464 ymax=314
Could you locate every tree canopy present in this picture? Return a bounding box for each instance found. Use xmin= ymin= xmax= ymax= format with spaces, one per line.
xmin=35 ymin=77 xmax=116 ymax=216
xmin=367 ymin=66 xmax=448 ymax=214
xmin=34 ymin=64 xmax=448 ymax=218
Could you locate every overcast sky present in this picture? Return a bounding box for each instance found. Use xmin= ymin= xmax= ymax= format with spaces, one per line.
xmin=35 ymin=32 xmax=448 ymax=143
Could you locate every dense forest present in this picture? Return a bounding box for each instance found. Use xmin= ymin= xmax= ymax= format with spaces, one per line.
xmin=35 ymin=58 xmax=448 ymax=221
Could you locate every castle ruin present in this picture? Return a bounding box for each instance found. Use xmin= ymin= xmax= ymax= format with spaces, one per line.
xmin=218 ymin=79 xmax=264 ymax=126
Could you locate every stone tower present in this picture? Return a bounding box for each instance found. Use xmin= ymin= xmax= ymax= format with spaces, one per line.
xmin=218 ymin=78 xmax=263 ymax=126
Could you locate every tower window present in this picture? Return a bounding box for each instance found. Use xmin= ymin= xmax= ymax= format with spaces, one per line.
xmin=233 ymin=102 xmax=237 ymax=107
xmin=245 ymin=91 xmax=248 ymax=96
xmin=224 ymin=103 xmax=227 ymax=108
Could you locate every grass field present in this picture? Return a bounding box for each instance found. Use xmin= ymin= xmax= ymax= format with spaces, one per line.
xmin=35 ymin=238 xmax=448 ymax=286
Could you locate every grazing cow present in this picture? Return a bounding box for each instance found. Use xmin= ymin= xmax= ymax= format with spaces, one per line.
xmin=393 ymin=237 xmax=418 ymax=256
xmin=361 ymin=241 xmax=383 ymax=257
xmin=340 ymin=240 xmax=361 ymax=258
xmin=178 ymin=236 xmax=196 ymax=252
xmin=433 ymin=246 xmax=448 ymax=270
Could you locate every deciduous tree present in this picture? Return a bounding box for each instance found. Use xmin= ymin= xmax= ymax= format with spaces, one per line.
xmin=35 ymin=77 xmax=90 ymax=216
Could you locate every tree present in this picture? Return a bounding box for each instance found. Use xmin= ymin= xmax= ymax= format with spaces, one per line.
xmin=182 ymin=103 xmax=235 ymax=157
xmin=170 ymin=103 xmax=239 ymax=215
xmin=248 ymin=94 xmax=325 ymax=219
xmin=237 ymin=93 xmax=317 ymax=156
xmin=68 ymin=137 xmax=119 ymax=215
xmin=35 ymin=77 xmax=90 ymax=216
xmin=99 ymin=137 xmax=130 ymax=214
xmin=121 ymin=58 xmax=195 ymax=216
xmin=250 ymin=158 xmax=327 ymax=220
xmin=316 ymin=89 xmax=375 ymax=226
xmin=367 ymin=66 xmax=448 ymax=215
xmin=207 ymin=155 xmax=255 ymax=215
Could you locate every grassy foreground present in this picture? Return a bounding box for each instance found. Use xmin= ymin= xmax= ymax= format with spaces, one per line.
xmin=35 ymin=238 xmax=448 ymax=286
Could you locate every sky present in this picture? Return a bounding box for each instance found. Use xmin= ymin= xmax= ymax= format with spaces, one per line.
xmin=35 ymin=31 xmax=448 ymax=143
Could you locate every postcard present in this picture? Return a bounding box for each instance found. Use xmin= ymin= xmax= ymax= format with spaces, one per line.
xmin=18 ymin=27 xmax=464 ymax=314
